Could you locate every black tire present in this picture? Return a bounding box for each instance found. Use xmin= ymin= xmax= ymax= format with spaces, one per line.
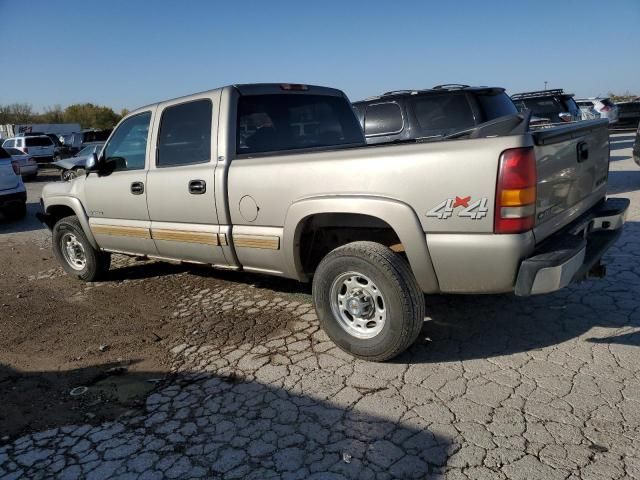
xmin=312 ymin=241 xmax=425 ymax=362
xmin=52 ymin=215 xmax=111 ymax=281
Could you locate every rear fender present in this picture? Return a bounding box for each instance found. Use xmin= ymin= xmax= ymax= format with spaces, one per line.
xmin=283 ymin=196 xmax=440 ymax=293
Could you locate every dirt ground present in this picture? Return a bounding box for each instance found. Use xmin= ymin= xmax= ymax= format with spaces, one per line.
xmin=0 ymin=208 xmax=312 ymax=438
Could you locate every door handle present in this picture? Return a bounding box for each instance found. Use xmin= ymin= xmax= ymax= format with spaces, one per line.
xmin=577 ymin=142 xmax=589 ymax=162
xmin=189 ymin=179 xmax=206 ymax=195
xmin=131 ymin=181 xmax=144 ymax=195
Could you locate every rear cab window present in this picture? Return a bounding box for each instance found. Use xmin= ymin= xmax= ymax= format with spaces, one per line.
xmin=236 ymin=94 xmax=364 ymax=156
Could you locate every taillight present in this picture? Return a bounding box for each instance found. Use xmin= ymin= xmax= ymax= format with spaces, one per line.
xmin=494 ymin=147 xmax=537 ymax=234
xmin=601 ymin=105 xmax=611 ymax=112
xmin=23 ymin=147 xmax=28 ymax=154
xmin=11 ymin=161 xmax=20 ymax=175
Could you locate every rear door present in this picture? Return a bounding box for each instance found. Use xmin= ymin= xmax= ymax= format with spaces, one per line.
xmin=145 ymin=93 xmax=227 ymax=266
xmin=532 ymin=120 xmax=610 ymax=241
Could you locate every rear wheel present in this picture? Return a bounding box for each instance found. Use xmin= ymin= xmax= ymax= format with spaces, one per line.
xmin=52 ymin=215 xmax=110 ymax=281
xmin=312 ymin=241 xmax=425 ymax=361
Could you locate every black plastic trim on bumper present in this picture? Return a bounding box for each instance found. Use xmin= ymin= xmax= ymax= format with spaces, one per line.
xmin=0 ymin=190 xmax=27 ymax=209
xmin=515 ymin=197 xmax=629 ymax=296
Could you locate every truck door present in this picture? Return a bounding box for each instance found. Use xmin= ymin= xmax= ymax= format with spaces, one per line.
xmin=145 ymin=93 xmax=227 ymax=266
xmin=84 ymin=110 xmax=157 ymax=255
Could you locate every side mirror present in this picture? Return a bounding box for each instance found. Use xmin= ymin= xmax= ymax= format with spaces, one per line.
xmin=86 ymin=152 xmax=99 ymax=171
xmin=558 ymin=112 xmax=573 ymax=123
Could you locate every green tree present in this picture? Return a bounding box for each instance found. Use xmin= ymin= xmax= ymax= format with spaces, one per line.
xmin=63 ymin=103 xmax=121 ymax=129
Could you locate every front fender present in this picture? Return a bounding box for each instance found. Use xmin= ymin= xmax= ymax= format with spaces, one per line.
xmin=283 ymin=196 xmax=440 ymax=293
xmin=44 ymin=195 xmax=98 ymax=249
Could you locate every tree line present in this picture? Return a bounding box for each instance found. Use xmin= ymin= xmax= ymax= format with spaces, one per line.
xmin=0 ymin=103 xmax=129 ymax=130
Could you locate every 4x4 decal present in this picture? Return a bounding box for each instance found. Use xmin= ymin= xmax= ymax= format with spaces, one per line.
xmin=426 ymin=196 xmax=489 ymax=220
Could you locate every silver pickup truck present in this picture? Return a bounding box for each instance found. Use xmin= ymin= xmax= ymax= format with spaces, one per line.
xmin=39 ymin=83 xmax=629 ymax=361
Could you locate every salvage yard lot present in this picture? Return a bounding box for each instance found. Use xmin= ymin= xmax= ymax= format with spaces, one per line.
xmin=0 ymin=133 xmax=639 ymax=479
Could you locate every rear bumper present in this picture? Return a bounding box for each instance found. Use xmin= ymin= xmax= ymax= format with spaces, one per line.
xmin=514 ymin=197 xmax=629 ymax=296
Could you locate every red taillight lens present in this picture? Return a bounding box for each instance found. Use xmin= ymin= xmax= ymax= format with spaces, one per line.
xmin=11 ymin=161 xmax=20 ymax=175
xmin=601 ymin=105 xmax=611 ymax=112
xmin=494 ymin=147 xmax=537 ymax=234
xmin=23 ymin=147 xmax=28 ymax=154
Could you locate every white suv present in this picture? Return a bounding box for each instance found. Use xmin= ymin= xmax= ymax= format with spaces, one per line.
xmin=2 ymin=135 xmax=56 ymax=161
xmin=576 ymin=98 xmax=619 ymax=124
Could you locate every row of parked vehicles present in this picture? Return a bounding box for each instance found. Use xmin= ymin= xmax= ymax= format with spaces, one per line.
xmin=30 ymin=80 xmax=631 ymax=361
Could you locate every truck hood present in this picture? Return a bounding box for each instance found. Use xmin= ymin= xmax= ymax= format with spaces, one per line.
xmin=52 ymin=156 xmax=87 ymax=170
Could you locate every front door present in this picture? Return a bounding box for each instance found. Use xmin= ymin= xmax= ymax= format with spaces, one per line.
xmin=145 ymin=95 xmax=226 ymax=266
xmin=85 ymin=110 xmax=157 ymax=255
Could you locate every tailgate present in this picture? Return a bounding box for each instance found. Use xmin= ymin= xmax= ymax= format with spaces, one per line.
xmin=532 ymin=119 xmax=610 ymax=242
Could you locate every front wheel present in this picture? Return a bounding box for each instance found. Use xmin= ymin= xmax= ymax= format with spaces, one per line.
xmin=312 ymin=241 xmax=425 ymax=361
xmin=60 ymin=169 xmax=77 ymax=182
xmin=52 ymin=215 xmax=111 ymax=281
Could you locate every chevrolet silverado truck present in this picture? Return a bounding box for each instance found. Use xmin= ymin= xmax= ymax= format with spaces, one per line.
xmin=38 ymin=83 xmax=629 ymax=361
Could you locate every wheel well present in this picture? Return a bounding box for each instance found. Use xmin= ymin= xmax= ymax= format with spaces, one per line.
xmin=46 ymin=205 xmax=76 ymax=228
xmin=298 ymin=213 xmax=403 ymax=276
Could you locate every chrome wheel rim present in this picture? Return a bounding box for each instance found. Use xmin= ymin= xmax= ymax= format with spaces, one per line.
xmin=329 ymin=271 xmax=386 ymax=339
xmin=61 ymin=233 xmax=86 ymax=270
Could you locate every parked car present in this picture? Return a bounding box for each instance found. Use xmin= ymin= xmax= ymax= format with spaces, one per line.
xmin=615 ymin=99 xmax=640 ymax=130
xmin=4 ymin=147 xmax=38 ymax=178
xmin=352 ymin=84 xmax=519 ymax=143
xmin=634 ymin=123 xmax=640 ymax=167
xmin=52 ymin=142 xmax=104 ymax=181
xmin=575 ymin=98 xmax=619 ymax=124
xmin=38 ymin=83 xmax=628 ymax=361
xmin=511 ymin=89 xmax=581 ymax=123
xmin=0 ymin=147 xmax=27 ymax=220
xmin=2 ymin=135 xmax=56 ymax=162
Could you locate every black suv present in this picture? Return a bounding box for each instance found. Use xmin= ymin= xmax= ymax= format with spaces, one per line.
xmin=352 ymin=84 xmax=519 ymax=144
xmin=511 ymin=89 xmax=581 ymax=124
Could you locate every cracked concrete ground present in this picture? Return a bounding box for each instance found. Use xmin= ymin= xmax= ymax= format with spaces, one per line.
xmin=1 ymin=133 xmax=639 ymax=479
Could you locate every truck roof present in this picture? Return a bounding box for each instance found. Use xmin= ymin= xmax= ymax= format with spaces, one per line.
xmin=358 ymin=85 xmax=506 ymax=102
xmin=127 ymin=83 xmax=347 ymax=117
xmin=511 ymin=89 xmax=575 ymax=100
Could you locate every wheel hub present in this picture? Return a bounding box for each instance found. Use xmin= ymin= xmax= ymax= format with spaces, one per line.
xmin=61 ymin=233 xmax=86 ymax=271
xmin=329 ymin=272 xmax=387 ymax=339
xmin=346 ymin=289 xmax=374 ymax=318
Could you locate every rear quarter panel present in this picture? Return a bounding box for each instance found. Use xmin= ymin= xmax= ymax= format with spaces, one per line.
xmin=227 ymin=135 xmax=530 ymax=235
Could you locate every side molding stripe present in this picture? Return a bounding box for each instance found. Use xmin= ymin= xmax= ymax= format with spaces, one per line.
xmin=151 ymin=229 xmax=219 ymax=245
xmin=91 ymin=225 xmax=151 ymax=239
xmin=233 ymin=234 xmax=280 ymax=250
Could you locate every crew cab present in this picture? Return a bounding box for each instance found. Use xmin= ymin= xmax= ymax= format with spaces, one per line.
xmin=38 ymin=83 xmax=628 ymax=361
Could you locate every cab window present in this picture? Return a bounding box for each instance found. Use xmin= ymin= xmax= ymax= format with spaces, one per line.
xmin=157 ymin=99 xmax=212 ymax=167
xmin=103 ymin=112 xmax=151 ymax=171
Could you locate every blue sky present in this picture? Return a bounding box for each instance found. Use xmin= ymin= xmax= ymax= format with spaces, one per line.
xmin=1 ymin=0 xmax=639 ymax=112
